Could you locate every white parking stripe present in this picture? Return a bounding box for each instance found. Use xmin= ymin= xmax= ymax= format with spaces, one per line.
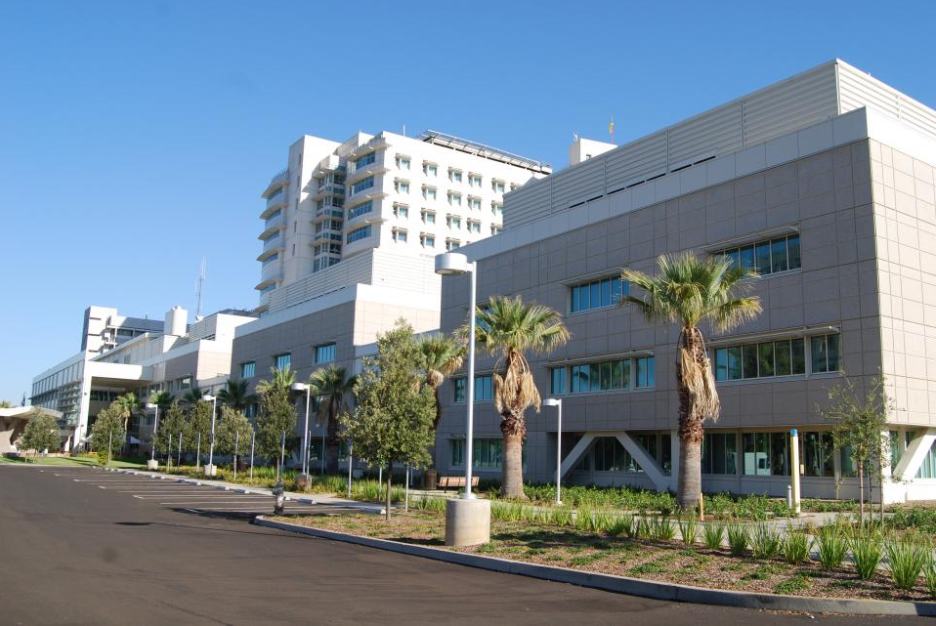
xmin=158 ymin=500 xmax=277 ymax=505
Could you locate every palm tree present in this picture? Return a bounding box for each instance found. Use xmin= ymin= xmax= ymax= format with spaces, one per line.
xmin=181 ymin=386 xmax=204 ymax=408
xmin=418 ymin=335 xmax=466 ymax=431
xmin=470 ymin=295 xmax=570 ymax=499
xmin=113 ymin=392 xmax=141 ymax=455
xmin=149 ymin=391 xmax=173 ymax=415
xmin=113 ymin=392 xmax=141 ymax=433
xmin=620 ymin=252 xmax=761 ymax=511
xmin=255 ymin=367 xmax=295 ymax=396
xmin=308 ymin=365 xmax=356 ymax=474
xmin=217 ymin=379 xmax=254 ymax=412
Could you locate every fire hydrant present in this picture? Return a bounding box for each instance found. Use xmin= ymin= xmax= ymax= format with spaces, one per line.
xmin=272 ymin=480 xmax=285 ymax=516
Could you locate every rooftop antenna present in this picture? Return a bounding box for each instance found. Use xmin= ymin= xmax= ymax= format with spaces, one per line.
xmin=195 ymin=257 xmax=207 ymax=319
xmin=402 ymin=124 xmax=406 ymax=137
xmin=609 ymin=115 xmax=615 ymax=145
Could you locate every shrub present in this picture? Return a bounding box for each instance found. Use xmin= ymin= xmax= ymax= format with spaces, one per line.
xmin=750 ymin=523 xmax=782 ymax=560
xmin=607 ymin=515 xmax=632 ymax=537
xmin=636 ymin=516 xmax=651 ymax=539
xmin=814 ymin=524 xmax=849 ymax=571
xmin=727 ymin=523 xmax=749 ymax=556
xmin=412 ymin=496 xmax=447 ymax=513
xmin=650 ymin=516 xmax=676 ymax=542
xmin=703 ymin=523 xmax=726 ymax=550
xmin=886 ymin=541 xmax=928 ymax=591
xmin=781 ymin=530 xmax=810 ymax=565
xmin=678 ymin=515 xmax=698 ymax=547
xmin=548 ymin=507 xmax=574 ymax=527
xmin=924 ymin=555 xmax=936 ymax=598
xmin=889 ymin=507 xmax=936 ymax=534
xmin=851 ymin=534 xmax=883 ymax=581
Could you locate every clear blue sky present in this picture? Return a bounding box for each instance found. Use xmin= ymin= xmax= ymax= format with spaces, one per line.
xmin=2 ymin=0 xmax=935 ymax=403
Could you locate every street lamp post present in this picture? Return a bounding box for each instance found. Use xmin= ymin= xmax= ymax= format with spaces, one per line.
xmin=435 ymin=251 xmax=491 ymax=547
xmin=291 ymin=382 xmax=312 ymax=478
xmin=145 ymin=402 xmax=160 ymax=470
xmin=544 ymin=398 xmax=563 ymax=505
xmin=435 ymin=251 xmax=478 ymax=500
xmin=202 ymin=393 xmax=218 ymax=477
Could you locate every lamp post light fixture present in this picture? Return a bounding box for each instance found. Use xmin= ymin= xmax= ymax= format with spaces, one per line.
xmin=436 ymin=251 xmax=491 ymax=548
xmin=145 ymin=402 xmax=159 ymax=470
xmin=543 ymin=398 xmax=563 ymax=505
xmin=291 ymin=382 xmax=312 ymax=478
xmin=202 ymin=393 xmax=218 ymax=476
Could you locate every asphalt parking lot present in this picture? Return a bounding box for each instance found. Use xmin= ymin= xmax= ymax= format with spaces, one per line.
xmin=0 ymin=465 xmax=929 ymax=625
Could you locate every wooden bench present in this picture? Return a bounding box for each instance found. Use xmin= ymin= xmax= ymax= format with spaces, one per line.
xmin=437 ymin=476 xmax=480 ymax=490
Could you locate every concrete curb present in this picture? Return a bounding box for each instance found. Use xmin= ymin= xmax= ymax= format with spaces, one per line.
xmin=254 ymin=516 xmax=936 ymax=617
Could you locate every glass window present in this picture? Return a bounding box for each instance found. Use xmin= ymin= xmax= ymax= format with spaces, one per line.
xmin=449 ymin=169 xmax=462 ymax=183
xmin=453 ymin=378 xmax=466 ymax=403
xmin=351 ymin=176 xmax=374 ymax=195
xmin=422 ymin=210 xmax=436 ymax=224
xmin=636 ymin=356 xmax=654 ymax=388
xmin=715 ymin=348 xmax=728 ymax=381
xmin=424 ymin=187 xmax=437 ymax=200
xmin=240 ymin=361 xmax=256 ymax=378
xmin=771 ymin=432 xmax=789 ymax=476
xmin=348 ymin=201 xmax=373 ymax=220
xmin=450 ymin=439 xmax=464 ymax=468
xmin=394 ymin=180 xmax=409 ymax=194
xmin=755 ymin=242 xmax=772 ymax=274
xmin=550 ymin=367 xmax=566 ymax=395
xmin=703 ymin=433 xmax=737 ymax=475
xmin=421 ymin=234 xmax=435 ymax=248
xmin=274 ymin=353 xmax=291 ymax=372
xmin=424 ymin=163 xmax=438 ymax=177
xmin=758 ymin=342 xmax=775 ymax=378
xmin=393 ymin=204 xmax=409 ymax=218
xmin=792 ymin=338 xmax=806 ymax=374
xmin=594 ymin=437 xmax=642 ymax=473
xmin=571 ymin=364 xmax=588 ymax=393
xmin=802 ymin=431 xmax=834 ymax=477
xmin=355 ymin=152 xmax=376 ymax=170
xmin=474 ymin=375 xmax=493 ymax=401
xmin=774 ymin=340 xmax=792 ymax=376
xmin=315 ymin=343 xmax=336 ymax=364
xmin=346 ymin=225 xmax=372 ymax=244
xmin=742 ymin=344 xmax=758 ymax=379
xmin=395 ymin=156 xmax=410 ymax=170
xmin=393 ymin=229 xmax=408 ymax=243
xmin=743 ymin=432 xmax=771 ymax=476
xmin=570 ymin=277 xmax=629 ymax=313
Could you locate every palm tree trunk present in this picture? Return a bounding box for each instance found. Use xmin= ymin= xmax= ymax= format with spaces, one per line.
xmin=501 ymin=413 xmax=527 ymax=499
xmin=325 ymin=404 xmax=340 ymax=475
xmin=675 ymin=326 xmax=708 ymax=512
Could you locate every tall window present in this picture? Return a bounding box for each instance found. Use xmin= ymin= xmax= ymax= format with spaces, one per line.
xmin=420 ymin=234 xmax=435 ymax=248
xmin=701 ymin=433 xmax=737 ymax=474
xmin=274 ymin=353 xmax=291 ymax=371
xmin=449 ymin=169 xmax=462 ymax=183
xmin=492 ymin=180 xmax=505 ymax=193
xmin=451 ymin=438 xmax=503 ymax=469
xmin=550 ymin=366 xmax=566 ymax=394
xmin=392 ymin=204 xmax=409 ymax=218
xmin=810 ymin=334 xmax=841 ymax=373
xmin=714 ymin=234 xmax=801 ymax=276
xmin=448 ymin=192 xmax=462 ymax=206
xmin=570 ymin=277 xmax=629 ymax=313
xmin=392 ymin=229 xmax=408 ymax=243
xmin=468 ymin=196 xmax=482 ymax=210
xmin=469 ymin=174 xmax=482 ymax=187
xmin=315 ymin=343 xmax=336 ymax=364
xmin=446 ymin=239 xmax=460 ymax=251
xmin=593 ymin=437 xmax=642 ymax=472
xmin=635 ymin=356 xmax=654 ymax=388
xmin=240 ymin=361 xmax=256 ymax=378
xmin=421 ymin=210 xmax=436 ymax=224
xmin=570 ymin=359 xmax=631 ymax=393
xmin=348 ymin=200 xmax=374 ymax=220
xmin=446 ymin=215 xmax=461 ymax=230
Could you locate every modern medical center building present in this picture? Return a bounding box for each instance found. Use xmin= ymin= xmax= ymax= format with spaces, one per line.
xmin=436 ymin=60 xmax=936 ymax=504
xmin=30 ymin=59 xmax=936 ymax=503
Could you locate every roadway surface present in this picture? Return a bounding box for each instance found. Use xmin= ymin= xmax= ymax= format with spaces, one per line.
xmin=0 ymin=465 xmax=927 ymax=625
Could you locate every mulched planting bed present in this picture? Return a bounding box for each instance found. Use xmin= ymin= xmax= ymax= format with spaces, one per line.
xmin=277 ymin=510 xmax=936 ymax=602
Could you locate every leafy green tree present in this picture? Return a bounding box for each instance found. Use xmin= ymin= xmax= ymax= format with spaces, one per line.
xmin=621 ymin=252 xmax=761 ymax=512
xmin=19 ymin=411 xmax=60 ymax=457
xmin=255 ymin=367 xmax=297 ymax=471
xmin=218 ymin=379 xmax=254 ymax=412
xmin=186 ymin=401 xmax=214 ymax=460
xmin=91 ymin=404 xmax=125 ymax=463
xmin=154 ymin=402 xmax=186 ymax=458
xmin=215 ymin=407 xmax=254 ymax=457
xmin=468 ymin=296 xmax=570 ymax=499
xmin=308 ymin=365 xmax=356 ymax=475
xmin=0 ymin=400 xmax=11 ymax=408
xmin=342 ymin=321 xmax=436 ymax=520
xmin=819 ymin=374 xmax=892 ymax=529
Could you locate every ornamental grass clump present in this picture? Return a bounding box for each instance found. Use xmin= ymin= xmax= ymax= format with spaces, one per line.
xmin=814 ymin=524 xmax=849 ymax=571
xmin=727 ymin=523 xmax=749 ymax=556
xmin=781 ymin=529 xmax=811 ymax=565
xmin=703 ymin=522 xmax=726 ymax=550
xmin=678 ymin=515 xmax=698 ymax=547
xmin=924 ymin=555 xmax=936 ymax=598
xmin=750 ymin=523 xmax=782 ymax=560
xmin=548 ymin=507 xmax=574 ymax=527
xmin=850 ymin=533 xmax=883 ymax=581
xmin=650 ymin=516 xmax=676 ymax=542
xmin=886 ymin=541 xmax=928 ymax=591
xmin=607 ymin=514 xmax=632 ymax=537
